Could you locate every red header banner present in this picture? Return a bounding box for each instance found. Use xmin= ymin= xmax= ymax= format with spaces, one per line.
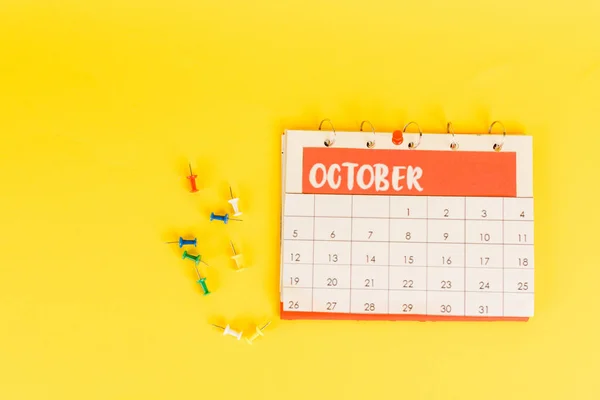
xmin=302 ymin=148 xmax=516 ymax=197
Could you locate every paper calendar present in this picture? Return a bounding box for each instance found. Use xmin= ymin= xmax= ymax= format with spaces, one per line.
xmin=280 ymin=124 xmax=534 ymax=321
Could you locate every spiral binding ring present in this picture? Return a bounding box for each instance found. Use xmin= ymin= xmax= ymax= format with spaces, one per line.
xmin=319 ymin=119 xmax=336 ymax=147
xmin=488 ymin=121 xmax=506 ymax=152
xmin=403 ymin=121 xmax=423 ymax=149
xmin=360 ymin=120 xmax=376 ymax=148
xmin=447 ymin=122 xmax=459 ymax=150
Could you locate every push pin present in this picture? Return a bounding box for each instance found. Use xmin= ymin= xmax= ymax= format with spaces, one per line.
xmin=228 ymin=187 xmax=242 ymax=216
xmin=392 ymin=130 xmax=404 ymax=145
xmin=193 ymin=264 xmax=210 ymax=295
xmin=182 ymin=250 xmax=209 ymax=266
xmin=165 ymin=237 xmax=197 ymax=248
xmin=187 ymin=163 xmax=199 ymax=193
xmin=212 ymin=324 xmax=243 ymax=340
xmin=210 ymin=212 xmax=242 ymax=224
xmin=245 ymin=322 xmax=271 ymax=345
xmin=230 ymin=241 xmax=246 ymax=271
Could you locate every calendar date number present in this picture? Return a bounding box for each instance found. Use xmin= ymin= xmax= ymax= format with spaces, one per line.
xmin=364 ymin=303 xmax=375 ymax=312
xmin=440 ymin=304 xmax=452 ymax=313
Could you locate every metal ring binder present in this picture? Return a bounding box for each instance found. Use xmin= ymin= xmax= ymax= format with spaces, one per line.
xmin=447 ymin=122 xmax=459 ymax=150
xmin=360 ymin=120 xmax=376 ymax=149
xmin=488 ymin=121 xmax=506 ymax=152
xmin=403 ymin=121 xmax=423 ymax=149
xmin=318 ymin=119 xmax=336 ymax=147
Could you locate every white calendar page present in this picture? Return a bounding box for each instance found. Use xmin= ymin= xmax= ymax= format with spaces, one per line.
xmin=280 ymin=129 xmax=534 ymax=321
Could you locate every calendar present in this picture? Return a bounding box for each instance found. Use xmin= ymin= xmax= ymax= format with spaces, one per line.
xmin=280 ymin=125 xmax=534 ymax=321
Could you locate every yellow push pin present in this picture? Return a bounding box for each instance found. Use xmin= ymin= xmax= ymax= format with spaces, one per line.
xmin=245 ymin=322 xmax=271 ymax=345
xmin=230 ymin=241 xmax=246 ymax=271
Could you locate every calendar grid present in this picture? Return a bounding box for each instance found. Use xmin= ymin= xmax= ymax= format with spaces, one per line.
xmin=282 ymin=194 xmax=533 ymax=318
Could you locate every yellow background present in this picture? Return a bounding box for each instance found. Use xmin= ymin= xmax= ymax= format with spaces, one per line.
xmin=1 ymin=0 xmax=599 ymax=399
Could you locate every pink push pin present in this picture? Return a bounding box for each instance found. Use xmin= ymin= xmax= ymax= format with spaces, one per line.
xmin=187 ymin=163 xmax=198 ymax=193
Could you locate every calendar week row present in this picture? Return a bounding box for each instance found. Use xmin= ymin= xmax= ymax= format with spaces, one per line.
xmin=284 ymin=194 xmax=534 ymax=221
xmin=282 ymin=288 xmax=534 ymax=317
xmin=282 ymin=264 xmax=534 ymax=293
xmin=283 ymin=217 xmax=533 ymax=244
xmin=283 ymin=241 xmax=534 ymax=268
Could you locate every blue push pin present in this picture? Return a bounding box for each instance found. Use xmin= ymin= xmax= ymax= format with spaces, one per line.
xmin=165 ymin=237 xmax=197 ymax=248
xmin=210 ymin=212 xmax=242 ymax=224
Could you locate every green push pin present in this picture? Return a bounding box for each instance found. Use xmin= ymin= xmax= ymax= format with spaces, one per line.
xmin=182 ymin=250 xmax=208 ymax=266
xmin=193 ymin=264 xmax=211 ymax=296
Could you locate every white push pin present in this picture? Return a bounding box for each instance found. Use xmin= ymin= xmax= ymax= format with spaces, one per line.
xmin=228 ymin=187 xmax=242 ymax=217
xmin=213 ymin=324 xmax=243 ymax=340
xmin=230 ymin=241 xmax=246 ymax=271
xmin=245 ymin=321 xmax=271 ymax=345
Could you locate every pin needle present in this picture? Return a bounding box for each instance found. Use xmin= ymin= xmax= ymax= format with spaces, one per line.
xmin=260 ymin=321 xmax=271 ymax=330
xmin=193 ymin=264 xmax=202 ymax=280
